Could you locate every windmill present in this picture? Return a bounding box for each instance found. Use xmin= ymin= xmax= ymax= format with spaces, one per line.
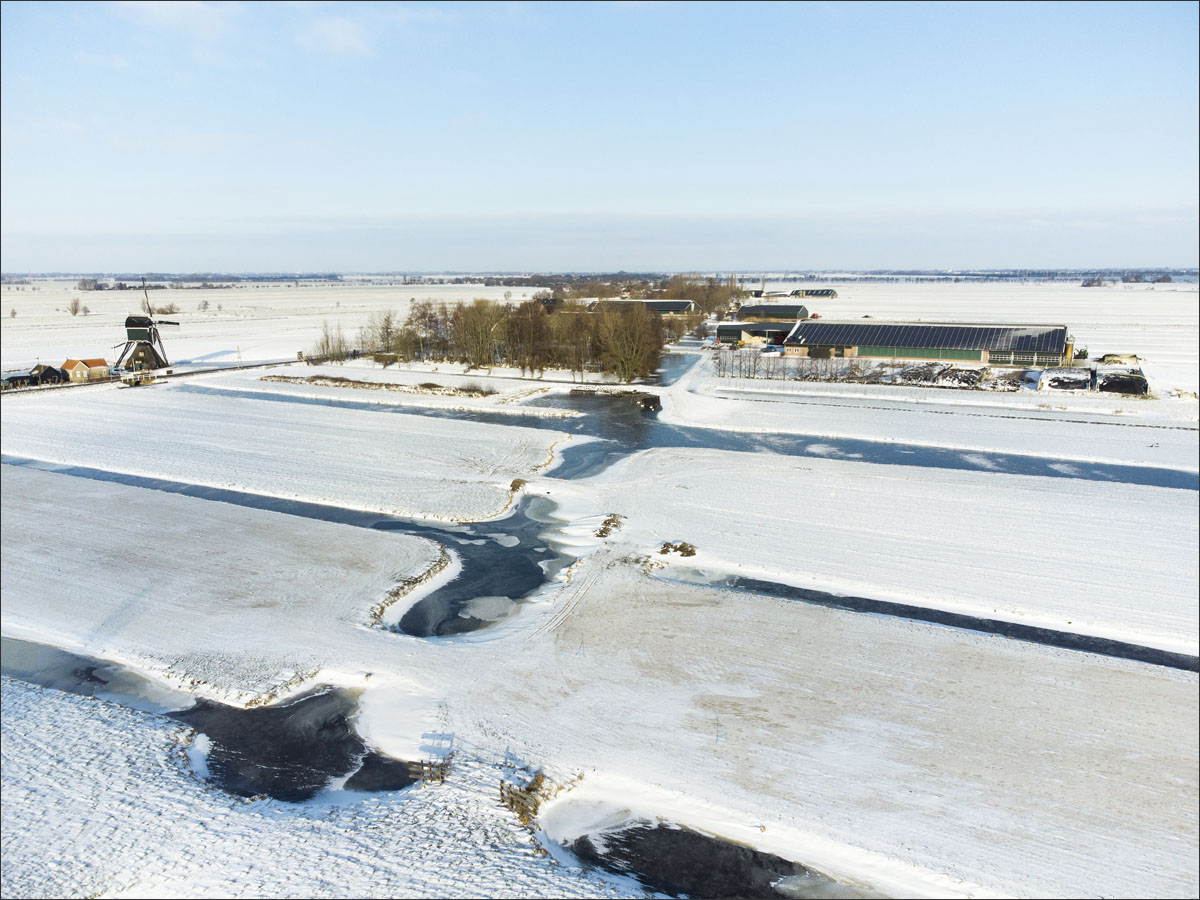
xmin=113 ymin=278 xmax=179 ymax=372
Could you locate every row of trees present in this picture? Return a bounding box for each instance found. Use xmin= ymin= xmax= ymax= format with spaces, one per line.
xmin=315 ymin=299 xmax=666 ymax=382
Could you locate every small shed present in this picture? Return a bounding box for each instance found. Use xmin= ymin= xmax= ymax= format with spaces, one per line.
xmin=2 ymin=370 xmax=34 ymax=389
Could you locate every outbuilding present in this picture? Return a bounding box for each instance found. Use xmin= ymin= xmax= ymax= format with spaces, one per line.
xmin=788 ymin=288 xmax=838 ymax=299
xmin=716 ymin=321 xmax=796 ymax=345
xmin=591 ymin=299 xmax=697 ymax=316
xmin=29 ymin=364 xmax=66 ymax=385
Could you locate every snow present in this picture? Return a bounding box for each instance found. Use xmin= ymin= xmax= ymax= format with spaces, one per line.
xmin=0 ymin=280 xmax=537 ymax=371
xmin=536 ymin=447 xmax=1199 ymax=655
xmin=2 ymin=277 xmax=1198 ymax=899
xmin=2 ymin=462 xmax=1196 ymax=897
xmin=0 ymin=375 xmax=575 ymax=522
xmin=0 ymin=678 xmax=632 ymax=900
xmin=0 ymin=465 xmax=443 ymax=705
xmin=458 ymin=559 xmax=1197 ymax=899
xmin=199 ymin=362 xmax=591 ymax=417
xmin=662 ymin=354 xmax=1199 ymax=472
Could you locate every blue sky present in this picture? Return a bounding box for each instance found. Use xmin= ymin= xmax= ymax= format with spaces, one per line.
xmin=2 ymin=0 xmax=1197 ymax=271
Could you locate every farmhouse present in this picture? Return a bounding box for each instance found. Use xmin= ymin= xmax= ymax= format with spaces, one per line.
xmin=62 ymin=358 xmax=110 ymax=382
xmin=716 ymin=321 xmax=796 ymax=345
xmin=781 ymin=321 xmax=1073 ymax=367
xmin=735 ymin=304 xmax=810 ymax=322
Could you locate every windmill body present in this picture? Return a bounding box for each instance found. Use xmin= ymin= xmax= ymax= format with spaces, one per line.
xmin=115 ymin=314 xmax=177 ymax=371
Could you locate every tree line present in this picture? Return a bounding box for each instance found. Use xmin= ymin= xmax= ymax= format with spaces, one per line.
xmin=312 ymin=299 xmax=667 ymax=383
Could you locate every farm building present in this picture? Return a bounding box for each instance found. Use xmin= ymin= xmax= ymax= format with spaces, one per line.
xmin=789 ymin=288 xmax=838 ymax=299
xmin=781 ymin=321 xmax=1073 ymax=367
xmin=62 ymin=358 xmax=110 ymax=382
xmin=591 ymin=299 xmax=697 ymax=316
xmin=716 ymin=322 xmax=796 ymax=345
xmin=1 ymin=365 xmax=66 ymax=389
xmin=30 ymin=364 xmax=66 ymax=385
xmin=735 ymin=304 xmax=810 ymax=322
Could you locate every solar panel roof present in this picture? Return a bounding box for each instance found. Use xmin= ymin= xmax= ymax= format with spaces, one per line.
xmin=717 ymin=321 xmax=795 ymax=333
xmin=782 ymin=321 xmax=1068 ymax=352
xmin=735 ymin=304 xmax=808 ymax=320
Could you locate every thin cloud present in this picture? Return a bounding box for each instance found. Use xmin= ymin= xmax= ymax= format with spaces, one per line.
xmin=109 ymin=1 xmax=241 ymax=40
xmin=75 ymin=51 xmax=132 ymax=69
xmin=294 ymin=16 xmax=373 ymax=57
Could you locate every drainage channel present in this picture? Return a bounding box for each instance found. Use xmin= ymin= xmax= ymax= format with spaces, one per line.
xmin=659 ymin=573 xmax=1199 ymax=673
xmin=172 ymin=381 xmax=1199 ymax=490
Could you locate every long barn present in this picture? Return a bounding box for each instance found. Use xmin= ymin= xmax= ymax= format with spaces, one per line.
xmin=782 ymin=321 xmax=1073 ymax=367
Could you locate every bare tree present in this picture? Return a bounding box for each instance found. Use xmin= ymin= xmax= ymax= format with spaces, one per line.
xmin=451 ymin=299 xmax=504 ymax=369
xmin=367 ymin=308 xmax=398 ymax=352
xmin=597 ymin=302 xmax=661 ymax=382
xmin=68 ymin=297 xmax=81 ymax=316
xmin=312 ymin=320 xmax=349 ymax=362
xmin=505 ymin=300 xmax=550 ymax=376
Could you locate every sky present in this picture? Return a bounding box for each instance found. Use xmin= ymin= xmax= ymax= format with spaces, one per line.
xmin=1 ymin=0 xmax=1197 ymax=272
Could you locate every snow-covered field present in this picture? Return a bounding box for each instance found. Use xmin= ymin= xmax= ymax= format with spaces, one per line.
xmin=0 ymin=375 xmax=572 ymax=521
xmin=2 ymin=279 xmax=1197 ymax=899
xmin=0 ymin=280 xmax=537 ymax=371
xmin=542 ymin=448 xmax=1199 ymax=655
xmin=3 ymin=279 xmax=1197 ymax=390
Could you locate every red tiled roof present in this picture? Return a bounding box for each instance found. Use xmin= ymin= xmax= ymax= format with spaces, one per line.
xmin=63 ymin=358 xmax=108 ymax=369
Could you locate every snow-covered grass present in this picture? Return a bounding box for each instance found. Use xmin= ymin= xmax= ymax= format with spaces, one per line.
xmin=0 ymin=466 xmax=444 ymax=706
xmin=458 ymin=557 xmax=1198 ymax=900
xmin=0 ymin=375 xmax=574 ymax=522
xmin=2 ymin=276 xmax=1197 ymax=899
xmin=0 ymin=280 xmax=536 ymax=371
xmin=2 ymin=461 xmax=1196 ymax=898
xmin=537 ymin=448 xmax=1199 ymax=654
xmin=199 ymin=362 xmax=591 ymax=417
xmin=662 ymin=353 xmax=1199 ymax=471
xmin=0 ymin=678 xmax=633 ymax=900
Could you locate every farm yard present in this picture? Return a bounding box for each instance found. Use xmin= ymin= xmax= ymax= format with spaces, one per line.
xmin=1 ymin=278 xmax=1197 ymax=899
